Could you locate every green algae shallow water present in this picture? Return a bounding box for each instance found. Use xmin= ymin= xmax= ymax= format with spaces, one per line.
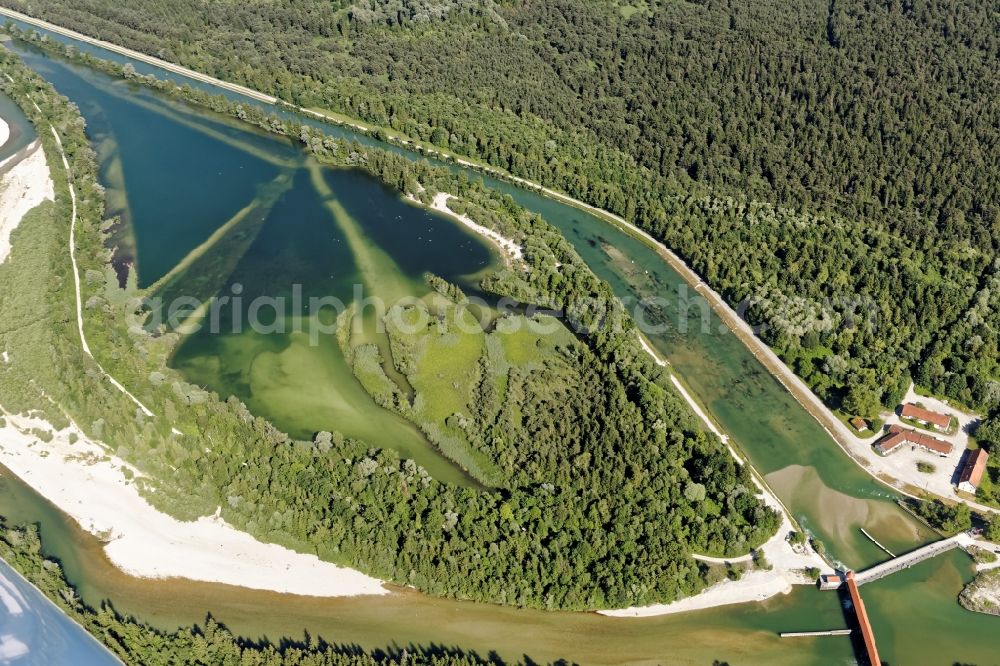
xmin=165 ymin=164 xmax=490 ymax=487
xmin=2 ymin=34 xmax=998 ymax=665
xmin=10 ymin=43 xmax=494 ymax=486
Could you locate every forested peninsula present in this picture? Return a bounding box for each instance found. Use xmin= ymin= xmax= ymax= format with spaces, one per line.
xmin=6 ymin=0 xmax=999 ymax=497
xmin=0 ymin=40 xmax=779 ymax=611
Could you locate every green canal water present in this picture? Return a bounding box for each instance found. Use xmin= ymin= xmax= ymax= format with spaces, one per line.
xmin=482 ymin=188 xmax=936 ymax=569
xmin=1 ymin=34 xmax=996 ymax=665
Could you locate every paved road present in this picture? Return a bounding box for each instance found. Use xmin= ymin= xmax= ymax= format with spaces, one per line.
xmin=0 ymin=7 xmax=276 ymax=104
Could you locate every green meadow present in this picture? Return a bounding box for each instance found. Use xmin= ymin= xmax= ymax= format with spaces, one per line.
xmin=338 ymin=289 xmax=581 ymax=487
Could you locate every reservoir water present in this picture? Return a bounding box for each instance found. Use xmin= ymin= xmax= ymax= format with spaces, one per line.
xmin=0 ymin=29 xmax=996 ymax=665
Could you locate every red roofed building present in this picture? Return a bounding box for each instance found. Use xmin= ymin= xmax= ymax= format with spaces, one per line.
xmin=875 ymin=425 xmax=952 ymax=457
xmin=818 ymin=573 xmax=844 ymax=590
xmin=957 ymin=449 xmax=989 ymax=493
xmin=874 ymin=430 xmax=908 ymax=455
xmin=900 ymin=403 xmax=952 ymax=431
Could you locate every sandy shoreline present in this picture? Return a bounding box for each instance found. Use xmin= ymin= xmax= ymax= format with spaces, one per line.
xmin=0 ymin=117 xmax=387 ymax=598
xmin=0 ymin=140 xmax=52 ymax=265
xmin=427 ymin=192 xmax=523 ymax=263
xmin=0 ymin=412 xmax=388 ymax=598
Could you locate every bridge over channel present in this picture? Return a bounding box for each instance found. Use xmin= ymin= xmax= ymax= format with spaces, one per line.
xmin=853 ymin=534 xmax=965 ymax=586
xmin=812 ymin=533 xmax=973 ymax=666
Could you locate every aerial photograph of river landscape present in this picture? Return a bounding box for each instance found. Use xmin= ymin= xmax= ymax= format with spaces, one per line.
xmin=0 ymin=2 xmax=998 ymax=664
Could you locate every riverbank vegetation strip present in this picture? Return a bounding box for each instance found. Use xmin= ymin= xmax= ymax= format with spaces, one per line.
xmin=50 ymin=112 xmax=154 ymax=418
xmin=0 ymin=39 xmax=781 ymax=611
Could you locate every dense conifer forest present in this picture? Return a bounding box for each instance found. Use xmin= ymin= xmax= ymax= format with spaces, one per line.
xmin=6 ymin=0 xmax=999 ymax=456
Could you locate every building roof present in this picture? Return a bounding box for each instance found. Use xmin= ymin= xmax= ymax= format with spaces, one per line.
xmin=900 ymin=403 xmax=952 ymax=429
xmin=876 ymin=425 xmax=953 ymax=456
xmin=875 ymin=431 xmax=908 ymax=454
xmin=958 ymin=448 xmax=989 ymax=490
xmin=850 ymin=417 xmax=868 ymax=431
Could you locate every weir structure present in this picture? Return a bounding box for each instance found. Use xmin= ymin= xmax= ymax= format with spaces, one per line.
xmin=852 ymin=534 xmax=962 ymax=586
xmin=812 ymin=533 xmax=971 ymax=665
xmin=779 ymin=629 xmax=852 ymax=638
xmin=807 ymin=572 xmax=880 ymax=665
